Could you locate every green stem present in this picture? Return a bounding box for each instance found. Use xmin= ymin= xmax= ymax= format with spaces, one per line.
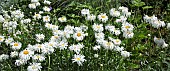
xmin=48 ymin=55 xmax=51 ymax=71
xmin=6 ymin=61 xmax=12 ymax=71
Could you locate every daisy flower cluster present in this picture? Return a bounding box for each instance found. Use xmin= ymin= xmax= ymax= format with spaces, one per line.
xmin=143 ymin=15 xmax=166 ymax=28
xmin=0 ymin=0 xmax=53 ymax=71
xmin=105 ymin=7 xmax=134 ymax=39
xmin=45 ymin=23 xmax=87 ymax=66
xmin=1 ymin=9 xmax=25 ymax=34
xmin=81 ymin=6 xmax=132 ymax=58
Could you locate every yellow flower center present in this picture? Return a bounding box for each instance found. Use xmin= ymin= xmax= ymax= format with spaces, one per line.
xmin=54 ymin=30 xmax=58 ymax=33
xmin=101 ymin=15 xmax=106 ymax=18
xmin=37 ymin=55 xmax=40 ymax=58
xmin=77 ymin=32 xmax=81 ymax=37
xmin=76 ymin=58 xmax=81 ymax=61
xmin=61 ymin=17 xmax=65 ymax=20
xmin=32 ymin=66 xmax=36 ymax=69
xmin=96 ymin=25 xmax=100 ymax=28
xmin=107 ymin=42 xmax=111 ymax=46
xmin=0 ymin=37 xmax=3 ymax=41
xmin=23 ymin=50 xmax=29 ymax=55
xmin=14 ymin=43 xmax=19 ymax=46
xmin=54 ymin=36 xmax=58 ymax=39
xmin=38 ymin=45 xmax=42 ymax=48
xmin=61 ymin=44 xmax=64 ymax=46
xmin=116 ymin=40 xmax=119 ymax=43
xmin=125 ymin=26 xmax=130 ymax=29
xmin=45 ymin=17 xmax=49 ymax=20
xmin=35 ymin=14 xmax=39 ymax=17
xmin=49 ymin=43 xmax=53 ymax=46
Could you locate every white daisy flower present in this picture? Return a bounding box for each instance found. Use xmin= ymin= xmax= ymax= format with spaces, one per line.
xmin=152 ymin=20 xmax=165 ymax=28
xmin=33 ymin=13 xmax=41 ymax=19
xmin=110 ymin=8 xmax=120 ymax=17
xmin=10 ymin=51 xmax=18 ymax=58
xmin=103 ymin=41 xmax=115 ymax=50
xmin=150 ymin=15 xmax=158 ymax=21
xmin=94 ymin=54 xmax=99 ymax=58
xmin=10 ymin=42 xmax=22 ymax=50
xmin=27 ymin=44 xmax=35 ymax=51
xmin=19 ymin=49 xmax=34 ymax=60
xmin=80 ymin=25 xmax=88 ymax=31
xmin=39 ymin=11 xmax=44 ymax=14
xmin=43 ymin=15 xmax=50 ymax=22
xmin=69 ymin=43 xmax=84 ymax=54
xmin=27 ymin=63 xmax=42 ymax=71
xmin=0 ymin=35 xmax=5 ymax=42
xmin=28 ymin=3 xmax=36 ymax=9
xmin=0 ymin=15 xmax=5 ymax=23
xmin=86 ymin=14 xmax=96 ymax=21
xmin=52 ymin=29 xmax=62 ymax=35
xmin=116 ymin=16 xmax=127 ymax=23
xmin=64 ymin=25 xmax=74 ymax=34
xmin=31 ymin=0 xmax=39 ymax=3
xmin=124 ymin=12 xmax=131 ymax=17
xmin=50 ymin=35 xmax=61 ymax=42
xmin=51 ymin=25 xmax=59 ymax=30
xmin=58 ymin=41 xmax=68 ymax=50
xmin=123 ymin=31 xmax=134 ymax=38
xmin=44 ymin=0 xmax=51 ymax=5
xmin=96 ymin=39 xmax=105 ymax=45
xmin=143 ymin=15 xmax=152 ymax=23
xmin=0 ymin=54 xmax=9 ymax=62
xmin=114 ymin=30 xmax=121 ymax=36
xmin=121 ymin=22 xmax=134 ymax=32
xmin=167 ymin=23 xmax=170 ymax=30
xmin=15 ymin=59 xmax=27 ymax=66
xmin=81 ymin=9 xmax=90 ymax=16
xmin=92 ymin=23 xmax=103 ymax=32
xmin=35 ymin=2 xmax=40 ymax=6
xmin=35 ymin=34 xmax=45 ymax=42
xmin=21 ymin=19 xmax=31 ymax=24
xmin=45 ymin=41 xmax=57 ymax=48
xmin=72 ymin=54 xmax=86 ymax=66
xmin=32 ymin=54 xmax=45 ymax=62
xmin=121 ymin=51 xmax=130 ymax=57
xmin=98 ymin=13 xmax=108 ymax=23
xmin=45 ymin=23 xmax=53 ymax=29
xmin=43 ymin=6 xmax=51 ymax=12
xmin=119 ymin=6 xmax=128 ymax=14
xmin=60 ymin=31 xmax=70 ymax=38
xmin=113 ymin=39 xmax=121 ymax=46
xmin=11 ymin=10 xmax=24 ymax=19
xmin=42 ymin=46 xmax=54 ymax=55
xmin=73 ymin=31 xmax=86 ymax=41
xmin=105 ymin=25 xmax=115 ymax=32
xmin=95 ymin=33 xmax=104 ymax=40
xmin=93 ymin=45 xmax=101 ymax=50
xmin=58 ymin=16 xmax=67 ymax=22
xmin=114 ymin=46 xmax=124 ymax=52
xmin=34 ymin=44 xmax=45 ymax=52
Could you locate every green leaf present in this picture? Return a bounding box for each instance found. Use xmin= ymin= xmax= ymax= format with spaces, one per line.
xmin=130 ymin=63 xmax=140 ymax=69
xmin=135 ymin=44 xmax=147 ymax=51
xmin=142 ymin=6 xmax=153 ymax=10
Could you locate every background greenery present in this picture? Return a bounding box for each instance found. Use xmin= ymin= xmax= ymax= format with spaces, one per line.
xmin=0 ymin=0 xmax=170 ymax=71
